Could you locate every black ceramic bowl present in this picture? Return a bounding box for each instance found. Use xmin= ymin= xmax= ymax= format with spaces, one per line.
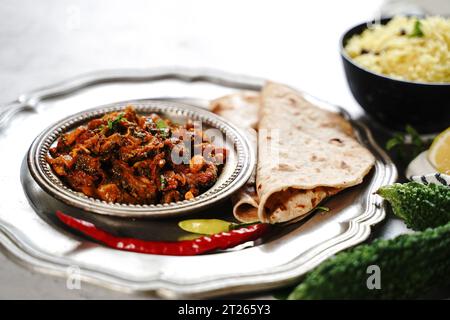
xmin=340 ymin=18 xmax=450 ymax=134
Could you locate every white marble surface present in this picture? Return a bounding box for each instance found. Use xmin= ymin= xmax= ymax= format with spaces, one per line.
xmin=0 ymin=0 xmax=447 ymax=299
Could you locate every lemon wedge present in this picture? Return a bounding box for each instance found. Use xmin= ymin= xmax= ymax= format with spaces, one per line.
xmin=428 ymin=127 xmax=450 ymax=174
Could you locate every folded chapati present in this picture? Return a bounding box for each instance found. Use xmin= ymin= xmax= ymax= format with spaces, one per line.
xmin=211 ymin=83 xmax=375 ymax=224
xmin=256 ymin=82 xmax=375 ymax=223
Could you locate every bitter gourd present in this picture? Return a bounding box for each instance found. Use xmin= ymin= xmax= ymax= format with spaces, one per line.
xmin=377 ymin=182 xmax=450 ymax=231
xmin=287 ymin=182 xmax=450 ymax=299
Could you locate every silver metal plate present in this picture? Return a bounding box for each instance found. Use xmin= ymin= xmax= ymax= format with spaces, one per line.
xmin=0 ymin=68 xmax=397 ymax=298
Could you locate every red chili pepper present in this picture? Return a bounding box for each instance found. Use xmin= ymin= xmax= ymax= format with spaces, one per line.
xmin=56 ymin=211 xmax=270 ymax=256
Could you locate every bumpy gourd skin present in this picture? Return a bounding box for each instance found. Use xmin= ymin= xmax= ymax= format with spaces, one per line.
xmin=377 ymin=182 xmax=450 ymax=231
xmin=288 ymin=182 xmax=450 ymax=300
xmin=288 ymin=222 xmax=450 ymax=300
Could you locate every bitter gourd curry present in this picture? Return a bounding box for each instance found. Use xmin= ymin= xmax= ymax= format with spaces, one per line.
xmin=47 ymin=106 xmax=226 ymax=205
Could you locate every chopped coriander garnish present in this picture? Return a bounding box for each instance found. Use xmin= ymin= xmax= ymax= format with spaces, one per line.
xmin=159 ymin=175 xmax=167 ymax=190
xmin=107 ymin=113 xmax=124 ymax=130
xmin=316 ymin=206 xmax=330 ymax=212
xmin=409 ymin=19 xmax=424 ymax=38
xmin=156 ymin=119 xmax=169 ymax=138
xmin=156 ymin=119 xmax=167 ymax=129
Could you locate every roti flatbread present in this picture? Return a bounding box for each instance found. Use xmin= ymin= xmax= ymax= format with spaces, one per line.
xmin=210 ymin=91 xmax=260 ymax=130
xmin=210 ymin=92 xmax=260 ymax=222
xmin=256 ymin=82 xmax=375 ymax=223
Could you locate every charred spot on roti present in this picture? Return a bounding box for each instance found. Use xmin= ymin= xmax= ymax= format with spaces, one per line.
xmin=309 ymin=155 xmax=326 ymax=162
xmin=329 ymin=138 xmax=344 ymax=145
xmin=278 ymin=163 xmax=296 ymax=171
xmin=211 ymin=102 xmax=232 ymax=112
xmin=288 ymin=97 xmax=297 ymax=106
xmin=340 ymin=161 xmax=350 ymax=170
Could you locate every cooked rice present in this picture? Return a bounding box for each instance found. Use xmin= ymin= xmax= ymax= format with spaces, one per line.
xmin=345 ymin=16 xmax=450 ymax=83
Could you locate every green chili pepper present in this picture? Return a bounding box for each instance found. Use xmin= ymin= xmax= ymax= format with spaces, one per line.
xmin=177 ymin=233 xmax=204 ymax=241
xmin=178 ymin=219 xmax=233 ymax=235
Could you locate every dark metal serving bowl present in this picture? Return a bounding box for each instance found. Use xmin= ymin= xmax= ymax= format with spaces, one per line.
xmin=340 ymin=17 xmax=450 ymax=134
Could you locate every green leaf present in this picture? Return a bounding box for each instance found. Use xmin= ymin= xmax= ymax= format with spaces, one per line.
xmin=159 ymin=175 xmax=167 ymax=190
xmin=406 ymin=124 xmax=424 ymax=148
xmin=409 ymin=19 xmax=424 ymax=38
xmin=316 ymin=206 xmax=330 ymax=212
xmin=385 ymin=125 xmax=431 ymax=165
xmin=156 ymin=119 xmax=168 ymax=138
xmin=156 ymin=119 xmax=167 ymax=129
xmin=107 ymin=113 xmax=124 ymax=130
xmin=405 ymin=124 xmax=419 ymax=137
xmin=386 ymin=138 xmax=401 ymax=150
